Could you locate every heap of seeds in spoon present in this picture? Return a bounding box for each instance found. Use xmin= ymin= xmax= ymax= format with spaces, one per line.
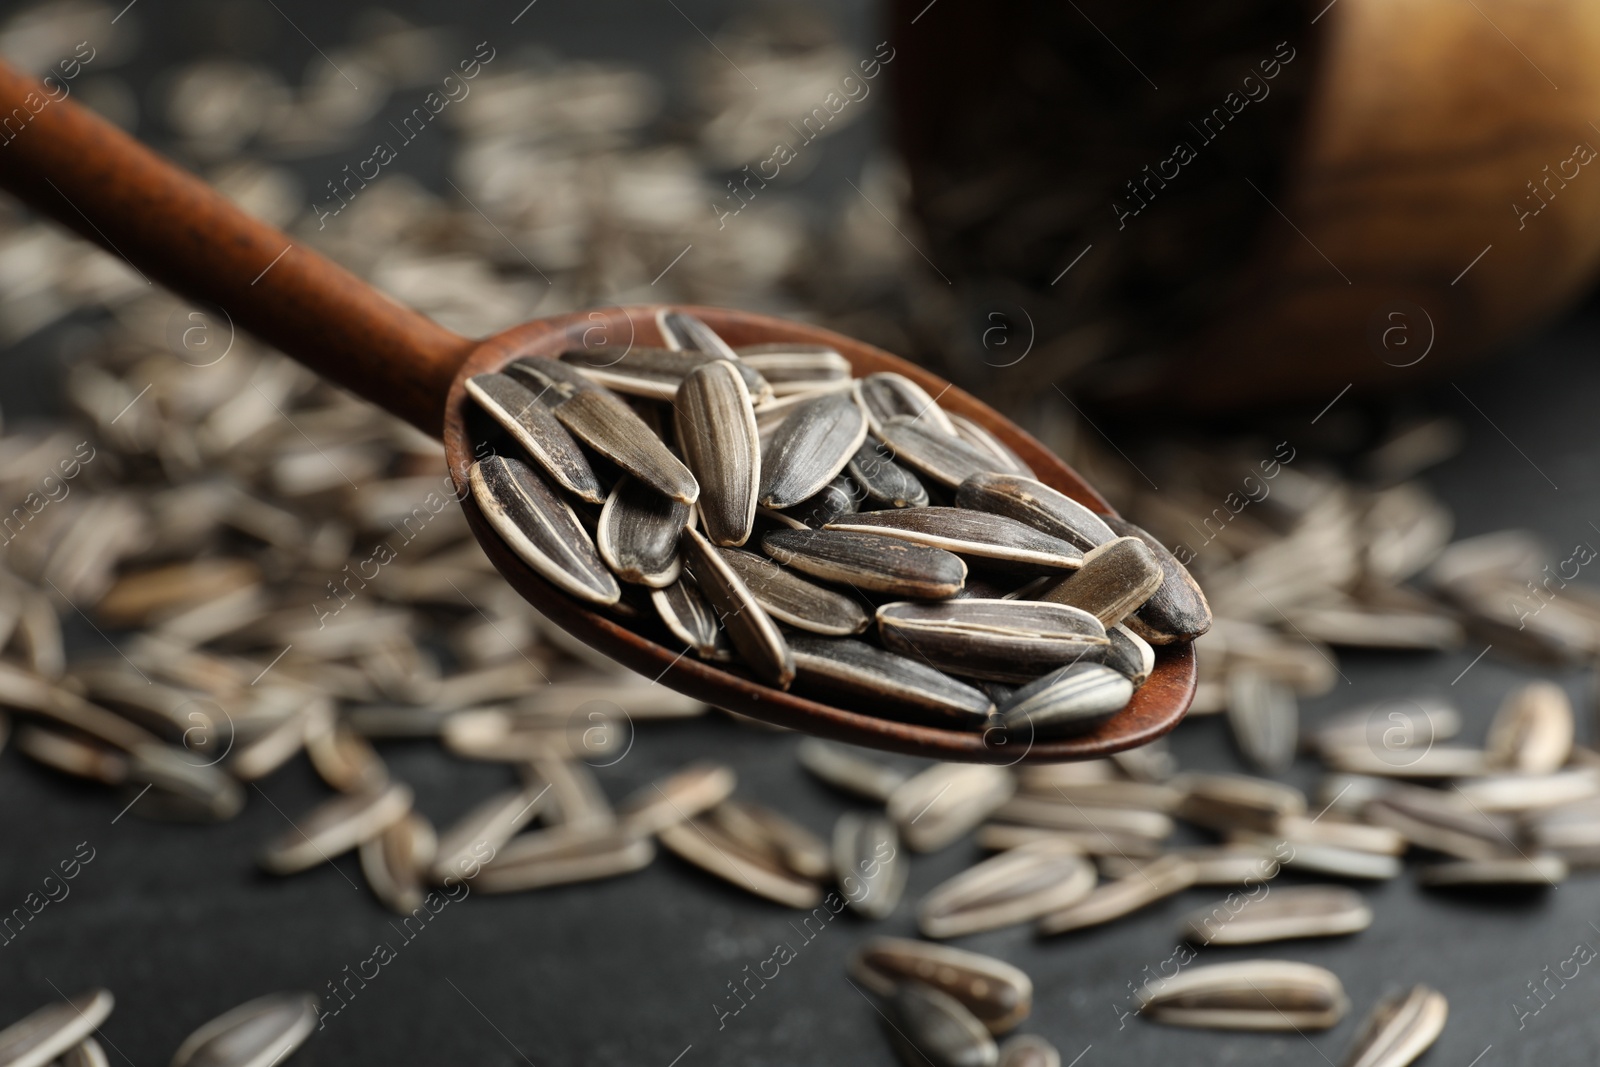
xmin=464 ymin=309 xmax=1212 ymax=738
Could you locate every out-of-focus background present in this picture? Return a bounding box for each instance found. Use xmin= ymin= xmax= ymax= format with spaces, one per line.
xmin=4 ymin=1 xmax=1600 ymax=1064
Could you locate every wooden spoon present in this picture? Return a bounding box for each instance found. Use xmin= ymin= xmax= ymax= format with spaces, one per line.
xmin=0 ymin=61 xmax=1193 ymax=763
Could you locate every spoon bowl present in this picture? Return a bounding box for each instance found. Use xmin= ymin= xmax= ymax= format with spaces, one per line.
xmin=0 ymin=61 xmax=1193 ymax=762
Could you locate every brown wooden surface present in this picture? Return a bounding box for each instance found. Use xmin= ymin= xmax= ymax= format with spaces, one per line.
xmin=0 ymin=61 xmax=473 ymax=435
xmin=447 ymin=307 xmax=1195 ymax=762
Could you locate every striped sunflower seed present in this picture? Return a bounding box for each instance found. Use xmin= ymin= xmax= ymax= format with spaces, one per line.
xmin=954 ymin=473 xmax=1115 ymax=552
xmin=828 ymin=509 xmax=1083 ymax=572
xmin=1227 ymin=669 xmax=1298 ymax=774
xmin=715 ymin=548 xmax=868 ymax=635
xmin=259 ymin=781 xmax=413 ymax=875
xmin=1035 ymin=536 xmax=1163 ymax=628
xmin=306 ymin=717 xmax=388 ymax=794
xmin=464 ymin=373 xmax=604 ymax=503
xmin=675 ymin=361 xmax=760 ymax=546
xmin=0 ymin=990 xmax=113 ymax=1067
xmin=877 ymin=600 xmax=1108 ymax=684
xmin=1229 ymin=833 xmax=1400 ymax=881
xmin=431 ymin=784 xmax=548 ymax=883
xmin=1182 ymin=885 xmax=1372 ymax=945
xmin=170 ymin=993 xmax=319 ymax=1067
xmin=58 ymin=1039 xmax=108 ymax=1067
xmin=561 ymin=345 xmax=769 ymax=403
xmin=797 ymin=738 xmax=910 ymax=802
xmin=789 ymin=637 xmax=994 ymax=727
xmin=681 ymin=529 xmax=795 ymax=688
xmin=948 ymin=414 xmax=1034 ymax=478
xmin=1103 ymin=516 xmax=1213 ymax=644
xmin=998 ymin=663 xmax=1133 ymax=737
xmin=657 ymin=816 xmax=821 ymax=908
xmin=888 ymin=764 xmax=1016 ymax=852
xmin=1014 ymin=776 xmax=1180 ymax=811
xmin=833 ymin=811 xmax=906 ymax=918
xmin=596 ymin=476 xmax=690 ymax=587
xmin=848 ymin=440 xmax=929 ymax=509
xmin=651 ymin=576 xmax=720 ymax=657
xmin=617 ymin=762 xmax=737 ymax=837
xmin=1138 ymin=960 xmax=1349 ymax=1031
xmin=359 ymin=812 xmax=435 ymax=914
xmin=977 ymin=823 xmax=1166 ymax=858
xmin=1416 ymin=855 xmax=1566 ymax=888
xmin=1308 ymin=697 xmax=1460 ymax=757
xmin=508 ymin=358 xmax=699 ymax=504
xmin=657 ymin=309 xmax=749 ymax=366
xmin=784 ymin=475 xmax=860 ymax=529
xmin=1486 ymin=681 xmax=1573 ymax=773
xmin=888 ymin=981 xmax=998 ymax=1067
xmin=1102 ymin=845 xmax=1278 ymax=885
xmin=1526 ymin=795 xmax=1600 ymax=856
xmin=1322 ymin=745 xmax=1488 ymax=779
xmin=762 ymin=529 xmax=966 ymax=599
xmin=1274 ymin=815 xmax=1407 ymax=855
xmin=997 ymin=1036 xmax=1059 ymax=1067
xmin=14 ymin=725 xmax=128 ymax=784
xmin=736 ymin=344 xmax=852 ymax=395
xmin=707 ymin=799 xmax=832 ymax=880
xmin=759 ymin=391 xmax=868 ymax=508
xmin=1361 ymin=786 xmax=1512 ymax=860
xmin=1037 ymin=854 xmax=1197 ymax=935
xmin=470 ymin=456 xmax=621 ymax=605
xmin=1450 ymin=768 xmax=1600 ymax=812
xmin=475 ymin=827 xmax=655 ymax=893
xmin=126 ymin=743 xmax=245 ymax=822
xmin=856 ymin=372 xmax=959 ymax=437
xmin=1173 ymin=773 xmax=1307 ymax=833
xmin=879 ymin=415 xmax=999 ymax=489
xmin=227 ymin=695 xmax=333 ymax=783
xmin=851 ymin=938 xmax=1033 ymax=1035
xmin=991 ymin=797 xmax=1173 ymax=840
xmin=919 ymin=839 xmax=1096 ymax=938
xmin=1103 ymin=625 xmax=1155 ymax=686
xmin=528 ymin=755 xmax=615 ymax=830
xmin=1341 ymin=984 xmax=1448 ymax=1067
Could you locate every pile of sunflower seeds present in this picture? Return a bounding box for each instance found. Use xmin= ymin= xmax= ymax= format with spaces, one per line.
xmin=466 ymin=308 xmax=1210 ymax=737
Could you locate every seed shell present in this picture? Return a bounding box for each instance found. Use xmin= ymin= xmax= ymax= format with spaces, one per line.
xmin=716 ymin=548 xmax=868 ymax=636
xmin=784 ymin=475 xmax=860 ymax=529
xmin=1415 ymin=855 xmax=1566 ymax=888
xmin=618 ymin=762 xmax=737 ymax=837
xmin=1138 ymin=960 xmax=1349 ymax=1031
xmin=561 ymin=345 xmax=768 ymax=403
xmin=1103 ymin=515 xmax=1213 ymax=643
xmin=476 ymin=827 xmax=655 ymax=892
xmin=828 ymin=509 xmax=1083 ymax=572
xmin=736 ymin=344 xmax=852 ymax=394
xmin=464 ymin=373 xmax=604 ymax=503
xmin=1035 ymin=536 xmax=1163 ymax=628
xmin=997 ymin=1036 xmax=1059 ymax=1067
xmin=706 ymin=799 xmax=832 ymax=880
xmin=955 ymin=473 xmax=1116 ymax=552
xmin=888 ymin=764 xmax=1016 ymax=852
xmin=949 ymin=414 xmax=1035 ymax=478
xmin=596 ymin=476 xmax=690 ymax=587
xmin=919 ymin=839 xmax=1097 ymax=938
xmin=797 ymin=738 xmax=910 ymax=802
xmin=0 ymin=990 xmax=114 ymax=1067
xmin=675 ymin=361 xmax=761 ymax=546
xmin=848 ymin=440 xmax=930 ymax=509
xmin=360 ymin=812 xmax=435 ymax=914
xmin=1227 ymin=669 xmax=1298 ymax=773
xmin=470 ymin=456 xmax=621 ymax=605
xmin=1037 ymin=854 xmax=1197 ymax=934
xmin=876 ymin=599 xmax=1108 ymax=684
xmin=857 ymin=372 xmax=959 ymax=437
xmin=1103 ymin=624 xmax=1155 ymax=686
xmin=1182 ymin=885 xmax=1372 ymax=945
xmin=833 ymin=811 xmax=907 ymax=918
xmin=852 ymin=937 xmax=1033 ymax=1035
xmin=1486 ymin=681 xmax=1573 ymax=773
xmin=889 ymin=981 xmax=998 ymax=1067
xmin=258 ymin=782 xmax=413 ymax=875
xmin=658 ymin=817 xmax=821 ymax=908
xmin=762 ymin=529 xmax=967 ymax=599
xmin=681 ymin=529 xmax=795 ymax=688
xmin=759 ymin=391 xmax=869 ymax=508
xmin=651 ymin=576 xmax=720 ymax=657
xmin=170 ymin=993 xmax=320 ymax=1067
xmin=789 ymin=637 xmax=994 ymax=727
xmin=879 ymin=416 xmax=1000 ymax=489
xmin=998 ymin=663 xmax=1133 ymax=737
xmin=1341 ymin=984 xmax=1448 ymax=1067
xmin=431 ymin=784 xmax=548 ymax=883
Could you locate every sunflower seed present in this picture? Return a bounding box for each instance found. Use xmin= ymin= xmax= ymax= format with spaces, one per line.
xmin=651 ymin=576 xmax=720 ymax=657
xmin=1182 ymin=885 xmax=1372 ymax=946
xmin=1104 ymin=845 xmax=1279 ymax=885
xmin=1015 ymin=776 xmax=1180 ymax=811
xmin=1486 ymin=681 xmax=1573 ymax=773
xmin=833 ymin=811 xmax=907 ymax=918
xmin=1137 ymin=960 xmax=1349 ymax=1031
xmin=1275 ymin=815 xmax=1407 ymax=855
xmin=0 ymin=989 xmax=113 ymax=1067
xmin=258 ymin=782 xmax=413 ymax=875
xmin=1231 ymin=833 xmax=1402 ymax=880
xmin=857 ymin=372 xmax=959 ymax=437
xmin=715 ymin=549 xmax=868 ymax=636
xmin=762 ymin=529 xmax=966 ymax=599
xmin=529 ymin=754 xmax=614 ymax=830
xmin=998 ymin=663 xmax=1133 ymax=737
xmin=707 ymin=799 xmax=831 ymax=880
xmin=1037 ymin=854 xmax=1197 ymax=935
xmin=562 ymin=345 xmax=769 ymax=403
xmin=1227 ymin=669 xmax=1297 ymax=773
xmin=673 ymin=361 xmax=760 ymax=546
xmin=948 ymin=414 xmax=1034 ymax=478
xmin=170 ymin=993 xmax=319 ymax=1067
xmin=879 ymin=416 xmax=999 ymax=489
xmin=759 ymin=392 xmax=868 ymax=508
xmin=617 ymin=762 xmax=737 ymax=837
xmin=657 ymin=817 xmax=821 ymax=908
xmin=681 ymin=528 xmax=794 ymax=687
xmin=1416 ymin=855 xmax=1566 ymax=888
xmin=1172 ymin=773 xmax=1307 ymax=834
xmin=978 ymin=823 xmax=1167 ymax=857
xmin=227 ymin=696 xmax=333 ymax=783
xmin=502 ymin=354 xmax=602 ymax=400
xmin=305 ymin=718 xmax=388 ymax=794
xmin=797 ymin=738 xmax=911 ymax=802
xmin=1362 ymin=787 xmax=1513 ymax=860
xmin=848 ymin=440 xmax=929 ymax=509
xmin=14 ymin=725 xmax=128 ymax=784
xmin=464 ymin=373 xmax=604 ymax=504
xmin=57 ymin=1038 xmax=108 ymax=1067
xmin=991 ymin=796 xmax=1173 ymax=839
xmin=889 ymin=981 xmax=998 ymax=1067
xmin=1103 ymin=625 xmax=1155 ymax=686
xmin=360 ymin=812 xmax=436 ymax=914
xmin=470 ymin=456 xmax=621 ymax=605
xmin=997 ymin=1036 xmax=1058 ymax=1067
xmin=954 ymin=473 xmax=1115 ymax=552
xmin=877 ymin=600 xmax=1108 ymax=684
xmin=475 ymin=827 xmax=655 ymax=892
xmin=1035 ymin=536 xmax=1163 ymax=629
xmin=1526 ymin=795 xmax=1600 ymax=856
xmin=789 ymin=637 xmax=994 ymax=727
xmin=1452 ymin=768 xmax=1600 ymax=811
xmin=596 ymin=477 xmax=689 ymax=587
xmin=1341 ymin=984 xmax=1448 ymax=1067
xmin=1103 ymin=516 xmax=1213 ymax=644
xmin=1308 ymin=697 xmax=1461 ymax=757
xmin=888 ymin=764 xmax=1016 ymax=852
xmin=1322 ymin=745 xmax=1489 ymax=779
xmin=657 ymin=309 xmax=744 ymax=363
xmin=736 ymin=344 xmax=852 ymax=394
xmin=431 ymin=784 xmax=548 ymax=882
xmin=126 ymin=743 xmax=245 ymax=822
xmin=784 ymin=475 xmax=861 ymax=528
xmin=852 ymin=938 xmax=1033 ymax=1035
xmin=919 ymin=839 xmax=1096 ymax=938
xmin=829 ymin=509 xmax=1083 ymax=572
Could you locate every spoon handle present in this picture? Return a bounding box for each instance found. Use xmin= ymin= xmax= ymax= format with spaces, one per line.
xmin=0 ymin=60 xmax=475 ymax=435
